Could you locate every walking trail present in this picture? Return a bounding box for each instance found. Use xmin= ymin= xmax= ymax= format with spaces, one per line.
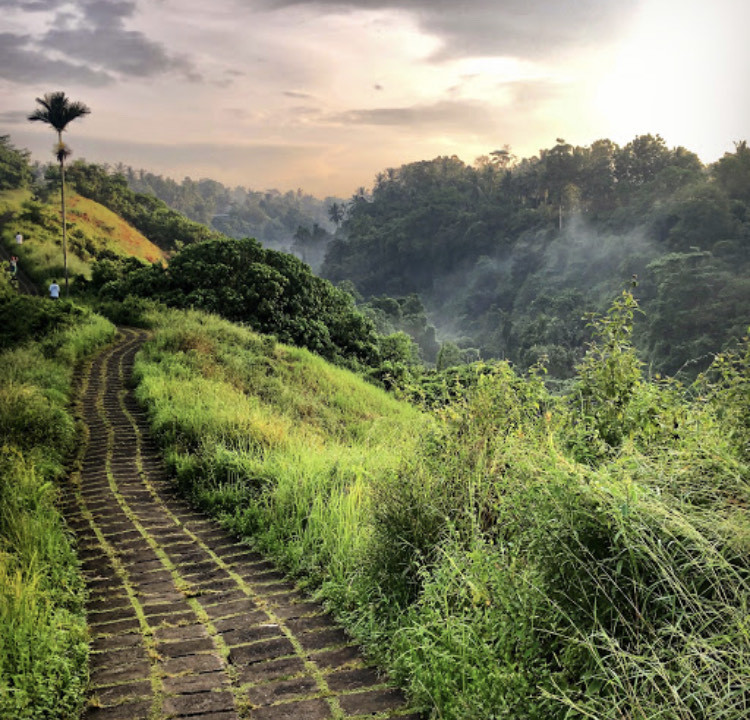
xmin=62 ymin=328 xmax=422 ymax=720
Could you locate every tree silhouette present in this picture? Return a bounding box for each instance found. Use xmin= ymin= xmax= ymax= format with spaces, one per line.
xmin=28 ymin=91 xmax=91 ymax=296
xmin=328 ymin=202 xmax=344 ymax=227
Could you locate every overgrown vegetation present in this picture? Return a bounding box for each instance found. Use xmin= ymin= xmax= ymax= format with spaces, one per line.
xmin=0 ymin=275 xmax=115 ymax=719
xmin=132 ymin=295 xmax=749 ymax=719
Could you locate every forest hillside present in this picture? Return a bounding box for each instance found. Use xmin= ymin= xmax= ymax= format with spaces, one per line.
xmin=321 ymin=136 xmax=750 ymax=379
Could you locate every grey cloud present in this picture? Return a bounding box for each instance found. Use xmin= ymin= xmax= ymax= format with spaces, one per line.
xmin=261 ymin=0 xmax=638 ymax=59
xmin=283 ymin=90 xmax=313 ymax=98
xmin=0 ymin=0 xmax=65 ymax=9
xmin=328 ymin=99 xmax=493 ymax=130
xmin=0 ymin=110 xmax=33 ymax=124
xmin=44 ymin=26 xmax=200 ymax=79
xmin=43 ymin=0 xmax=202 ymax=81
xmin=0 ymin=32 xmax=114 ymax=85
xmin=3 ymin=0 xmax=202 ymax=83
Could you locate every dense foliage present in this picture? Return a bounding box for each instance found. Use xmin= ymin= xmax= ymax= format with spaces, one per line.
xmin=132 ymin=298 xmax=749 ymax=720
xmin=95 ymin=236 xmax=383 ymax=369
xmin=0 ymin=135 xmax=33 ymax=191
xmin=0 ymin=278 xmax=115 ymax=719
xmin=323 ymin=136 xmax=750 ymax=378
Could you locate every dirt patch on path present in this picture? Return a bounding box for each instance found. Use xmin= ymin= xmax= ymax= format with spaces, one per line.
xmin=62 ymin=328 xmax=423 ymax=720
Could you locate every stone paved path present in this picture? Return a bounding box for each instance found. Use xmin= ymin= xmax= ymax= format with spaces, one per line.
xmin=61 ymin=328 xmax=422 ymax=720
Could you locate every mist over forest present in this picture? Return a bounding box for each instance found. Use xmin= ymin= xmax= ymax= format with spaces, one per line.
xmin=115 ymin=134 xmax=750 ymax=381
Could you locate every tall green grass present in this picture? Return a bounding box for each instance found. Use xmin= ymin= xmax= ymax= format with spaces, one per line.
xmin=133 ymin=310 xmax=426 ymax=600
xmin=0 ymin=297 xmax=115 ymax=719
xmin=133 ymin=301 xmax=750 ymax=719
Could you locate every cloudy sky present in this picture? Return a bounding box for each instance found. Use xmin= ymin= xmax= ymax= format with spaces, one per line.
xmin=2 ymin=0 xmax=748 ymax=196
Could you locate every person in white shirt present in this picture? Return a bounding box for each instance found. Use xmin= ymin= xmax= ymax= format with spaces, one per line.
xmin=15 ymin=232 xmax=23 ymax=244
xmin=49 ymin=280 xmax=60 ymax=299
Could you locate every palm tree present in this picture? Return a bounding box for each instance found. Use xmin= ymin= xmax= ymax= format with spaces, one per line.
xmin=28 ymin=91 xmax=91 ymax=296
xmin=327 ymin=202 xmax=344 ymax=228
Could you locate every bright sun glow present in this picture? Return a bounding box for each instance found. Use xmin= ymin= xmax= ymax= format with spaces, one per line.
xmin=596 ymin=0 xmax=748 ymax=160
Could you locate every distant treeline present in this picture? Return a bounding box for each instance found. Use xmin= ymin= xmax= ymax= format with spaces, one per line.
xmin=119 ymin=164 xmax=337 ymax=251
xmin=321 ymin=136 xmax=750 ymax=378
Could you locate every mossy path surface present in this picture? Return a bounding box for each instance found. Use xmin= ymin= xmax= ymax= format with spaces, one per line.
xmin=63 ymin=328 xmax=421 ymax=720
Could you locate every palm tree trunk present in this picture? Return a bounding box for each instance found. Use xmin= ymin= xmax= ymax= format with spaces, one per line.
xmin=58 ymin=130 xmax=68 ymax=297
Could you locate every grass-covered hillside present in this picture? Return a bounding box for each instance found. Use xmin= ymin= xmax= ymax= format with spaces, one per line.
xmin=0 ymin=187 xmax=164 ymax=289
xmin=133 ymin=298 xmax=750 ymax=720
xmin=0 ymin=270 xmax=116 ymax=718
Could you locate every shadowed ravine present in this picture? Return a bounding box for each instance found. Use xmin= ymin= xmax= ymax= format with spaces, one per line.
xmin=61 ymin=327 xmax=422 ymax=720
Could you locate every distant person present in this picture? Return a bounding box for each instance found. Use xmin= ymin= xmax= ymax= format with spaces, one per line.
xmin=9 ymin=256 xmax=17 ymax=277
xmin=49 ymin=280 xmax=60 ymax=300
xmin=15 ymin=232 xmax=23 ymax=245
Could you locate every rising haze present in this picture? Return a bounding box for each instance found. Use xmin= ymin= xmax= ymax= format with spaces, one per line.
xmin=1 ymin=0 xmax=748 ymax=195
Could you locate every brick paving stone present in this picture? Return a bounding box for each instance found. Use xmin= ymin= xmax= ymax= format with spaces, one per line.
xmin=147 ymin=609 xmax=197 ymax=625
xmin=232 ymin=560 xmax=275 ymax=573
xmin=190 ymin=577 xmax=238 ymax=593
xmin=162 ymin=690 xmax=235 ymax=717
xmin=309 ymin=646 xmax=363 ymax=669
xmin=176 ymin=561 xmax=217 ymax=576
xmin=247 ymin=580 xmax=296 ymax=594
xmin=87 ymin=606 xmax=138 ymax=625
xmin=203 ymin=598 xmax=259 ymax=619
xmin=246 ymin=676 xmax=319 ymax=706
xmin=273 ymin=603 xmax=322 ymax=620
xmin=153 ymin=623 xmax=209 ymax=642
xmin=223 ymin=624 xmax=283 ymax=647
xmin=212 ymin=610 xmax=269 ymax=633
xmin=87 ymin=593 xmax=130 ymax=612
xmin=196 ymin=589 xmax=250 ymax=608
xmin=130 ymin=570 xmax=174 ymax=587
xmin=87 ymin=576 xmax=122 ymax=591
xmin=163 ymin=671 xmax=229 ymax=694
xmin=263 ymin=590 xmax=307 ymax=604
xmin=141 ymin=599 xmax=190 ymax=616
xmin=93 ymin=679 xmax=152 ymax=706
xmin=250 ymin=698 xmax=332 ymax=720
xmin=236 ymin=657 xmax=306 ymax=685
xmin=91 ymin=632 xmax=143 ymax=652
xmin=219 ymin=551 xmax=264 ymax=564
xmin=84 ymin=699 xmax=151 ymax=720
xmin=90 ymin=646 xmax=148 ymax=669
xmin=120 ymin=559 xmax=164 ymax=573
xmin=135 ymin=581 xmax=180 ymax=596
xmin=338 ymin=688 xmax=407 ymax=717
xmin=90 ymin=660 xmax=151 ymax=687
xmin=324 ymin=667 xmax=383 ymax=692
xmin=91 ymin=618 xmax=141 ymax=635
xmin=297 ymin=628 xmax=349 ymax=652
xmin=157 ymin=637 xmax=216 ymax=657
xmin=81 ymin=556 xmax=116 ymax=573
xmin=229 ymin=637 xmax=296 ymax=665
xmin=162 ymin=653 xmax=225 ymax=676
